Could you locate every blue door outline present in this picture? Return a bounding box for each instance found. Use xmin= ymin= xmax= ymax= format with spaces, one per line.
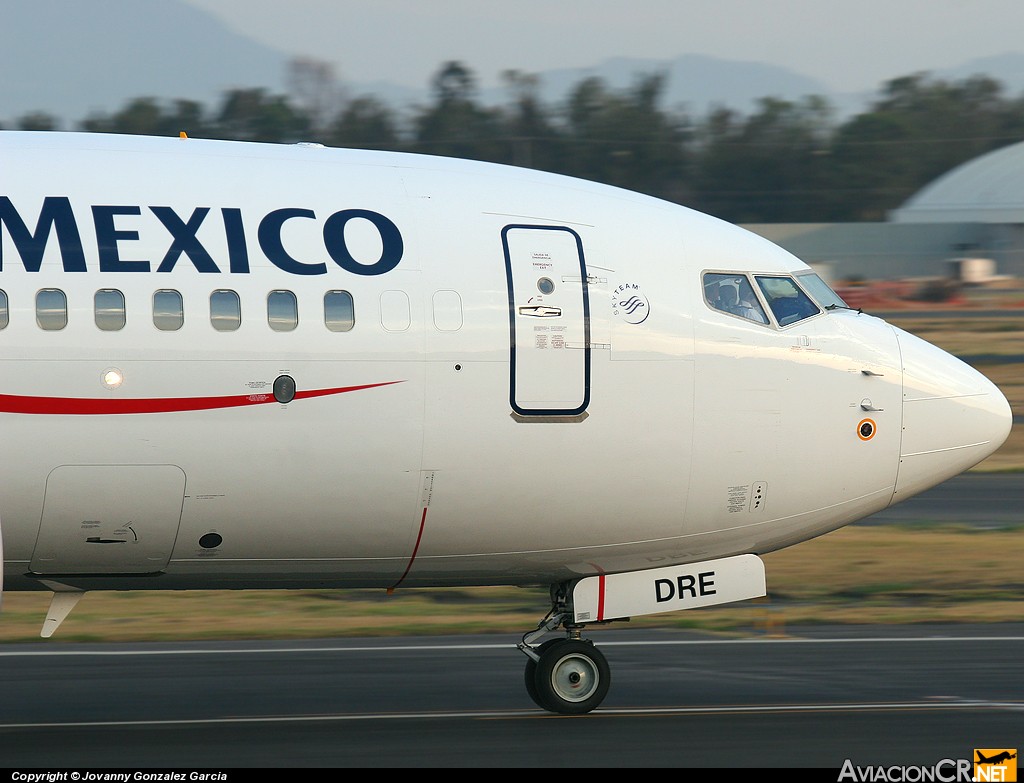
xmin=502 ymin=224 xmax=591 ymax=416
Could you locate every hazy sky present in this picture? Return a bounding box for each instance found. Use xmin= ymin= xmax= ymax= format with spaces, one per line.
xmin=184 ymin=0 xmax=1024 ymax=92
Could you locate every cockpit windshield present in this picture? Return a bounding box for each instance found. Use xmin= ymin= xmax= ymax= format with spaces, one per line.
xmin=796 ymin=272 xmax=848 ymax=310
xmin=755 ymin=276 xmax=820 ymax=326
xmin=701 ymin=270 xmax=838 ymax=328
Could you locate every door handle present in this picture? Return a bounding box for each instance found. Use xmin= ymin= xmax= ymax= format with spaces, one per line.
xmin=518 ymin=306 xmax=562 ymax=317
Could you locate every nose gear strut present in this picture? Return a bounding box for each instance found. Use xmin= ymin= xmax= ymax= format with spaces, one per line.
xmin=517 ymin=581 xmax=615 ymax=714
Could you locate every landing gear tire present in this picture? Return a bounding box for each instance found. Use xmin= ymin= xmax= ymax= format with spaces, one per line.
xmin=531 ymin=639 xmax=610 ymax=715
xmin=524 ymin=639 xmax=560 ymax=709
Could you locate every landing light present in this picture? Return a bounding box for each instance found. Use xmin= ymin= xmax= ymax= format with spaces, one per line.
xmin=102 ymin=368 xmax=124 ymax=389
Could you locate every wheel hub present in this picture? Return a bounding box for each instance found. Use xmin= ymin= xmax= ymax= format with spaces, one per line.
xmin=551 ymin=653 xmax=600 ymax=702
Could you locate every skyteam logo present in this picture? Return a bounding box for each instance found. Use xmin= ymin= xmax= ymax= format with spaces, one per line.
xmin=611 ymin=282 xmax=650 ymax=325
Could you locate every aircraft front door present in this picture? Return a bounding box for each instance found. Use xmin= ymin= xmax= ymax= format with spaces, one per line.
xmin=502 ymin=225 xmax=591 ymax=416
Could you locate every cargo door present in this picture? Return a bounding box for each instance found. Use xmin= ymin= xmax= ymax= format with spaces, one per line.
xmin=31 ymin=465 xmax=186 ymax=575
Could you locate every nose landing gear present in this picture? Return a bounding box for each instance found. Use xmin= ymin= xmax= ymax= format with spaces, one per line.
xmin=518 ymin=584 xmax=612 ymax=714
xmin=516 ymin=556 xmax=768 ymax=713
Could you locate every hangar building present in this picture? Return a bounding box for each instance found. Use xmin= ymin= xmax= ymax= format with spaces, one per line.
xmin=745 ymin=140 xmax=1024 ymax=282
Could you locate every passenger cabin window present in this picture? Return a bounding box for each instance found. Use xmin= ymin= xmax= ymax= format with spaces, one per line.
xmin=267 ymin=290 xmax=298 ymax=332
xmin=380 ymin=290 xmax=411 ymax=332
xmin=153 ymin=289 xmax=184 ymax=331
xmin=432 ymin=290 xmax=464 ymax=332
xmin=703 ymin=273 xmax=769 ymax=324
xmin=0 ymin=290 xmax=7 ymax=329
xmin=210 ymin=290 xmax=241 ymax=331
xmin=36 ymin=289 xmax=67 ymax=331
xmin=95 ymin=289 xmax=126 ymax=331
xmin=755 ymin=276 xmax=820 ymax=326
xmin=324 ymin=290 xmax=354 ymax=332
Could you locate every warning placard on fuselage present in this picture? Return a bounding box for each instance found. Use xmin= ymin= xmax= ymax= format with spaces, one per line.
xmin=571 ymin=555 xmax=766 ymax=623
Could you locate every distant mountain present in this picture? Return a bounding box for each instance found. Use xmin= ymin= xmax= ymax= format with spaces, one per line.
xmin=936 ymin=51 xmax=1024 ymax=95
xmin=4 ymin=1 xmax=1024 ymax=128
xmin=494 ymin=54 xmax=834 ymax=114
xmin=372 ymin=52 xmax=1024 ymax=118
xmin=330 ymin=55 xmax=874 ymax=122
xmin=0 ymin=0 xmax=285 ymax=124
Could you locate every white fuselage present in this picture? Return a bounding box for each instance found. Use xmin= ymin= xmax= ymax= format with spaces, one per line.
xmin=0 ymin=132 xmax=1012 ymax=593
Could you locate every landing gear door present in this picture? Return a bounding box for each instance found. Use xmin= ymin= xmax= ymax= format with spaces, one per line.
xmin=503 ymin=225 xmax=590 ymax=416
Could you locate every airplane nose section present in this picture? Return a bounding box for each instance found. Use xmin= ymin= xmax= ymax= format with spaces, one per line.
xmin=893 ymin=327 xmax=1013 ymax=502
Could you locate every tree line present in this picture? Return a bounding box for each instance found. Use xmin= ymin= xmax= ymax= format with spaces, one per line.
xmin=6 ymin=59 xmax=1024 ymax=224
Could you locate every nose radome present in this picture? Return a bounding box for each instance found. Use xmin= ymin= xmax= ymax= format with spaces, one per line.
xmin=893 ymin=327 xmax=1013 ymax=502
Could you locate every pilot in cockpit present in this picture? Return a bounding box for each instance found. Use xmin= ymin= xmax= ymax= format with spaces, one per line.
xmin=715 ymin=281 xmax=768 ymax=324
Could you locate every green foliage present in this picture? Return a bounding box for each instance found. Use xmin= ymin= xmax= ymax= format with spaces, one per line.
xmin=215 ymin=88 xmax=310 ymax=143
xmin=822 ymin=73 xmax=1024 ymax=221
xmin=693 ymin=96 xmax=831 ymax=222
xmin=82 ymin=97 xmax=211 ymax=138
xmin=9 ymin=60 xmax=1024 ymax=223
xmin=325 ymin=96 xmax=400 ymax=150
xmin=16 ymin=111 xmax=59 ymax=131
xmin=411 ymin=61 xmax=507 ymax=162
xmin=558 ymin=73 xmax=691 ymax=202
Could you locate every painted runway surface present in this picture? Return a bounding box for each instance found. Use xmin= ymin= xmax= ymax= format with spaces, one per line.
xmin=860 ymin=473 xmax=1022 ymax=526
xmin=1 ymin=627 xmax=1021 ymax=768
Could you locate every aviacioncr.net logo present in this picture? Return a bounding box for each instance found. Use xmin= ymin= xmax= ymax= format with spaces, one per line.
xmin=838 ymin=758 xmax=973 ymax=782
xmin=974 ymin=749 xmax=1017 ymax=782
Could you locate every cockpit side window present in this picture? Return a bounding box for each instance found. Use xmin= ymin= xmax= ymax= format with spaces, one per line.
xmin=796 ymin=272 xmax=848 ymax=309
xmin=755 ymin=276 xmax=820 ymax=326
xmin=703 ymin=273 xmax=769 ymax=325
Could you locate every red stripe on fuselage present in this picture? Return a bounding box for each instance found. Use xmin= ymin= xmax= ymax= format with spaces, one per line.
xmin=0 ymin=381 xmax=403 ymax=415
xmin=390 ymin=506 xmax=429 ymax=591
